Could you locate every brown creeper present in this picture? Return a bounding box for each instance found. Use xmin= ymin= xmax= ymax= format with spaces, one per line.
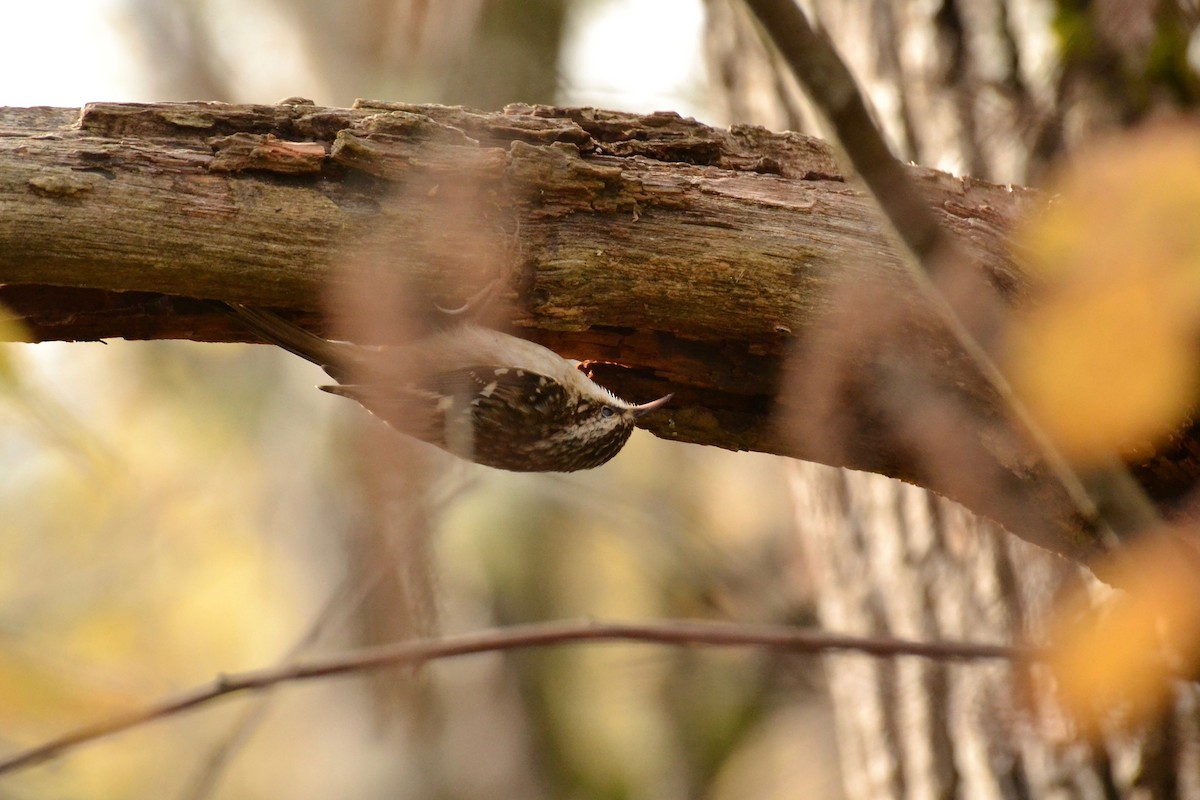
xmin=228 ymin=305 xmax=672 ymax=472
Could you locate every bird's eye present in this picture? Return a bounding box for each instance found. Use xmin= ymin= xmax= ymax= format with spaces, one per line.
xmin=600 ymin=406 xmax=615 ymax=418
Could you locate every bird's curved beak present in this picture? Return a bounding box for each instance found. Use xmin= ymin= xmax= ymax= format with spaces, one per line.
xmin=630 ymin=394 xmax=674 ymax=418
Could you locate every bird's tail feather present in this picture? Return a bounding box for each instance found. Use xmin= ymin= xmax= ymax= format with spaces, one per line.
xmin=222 ymin=303 xmax=349 ymax=381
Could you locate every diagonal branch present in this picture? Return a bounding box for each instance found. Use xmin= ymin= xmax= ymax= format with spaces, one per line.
xmin=740 ymin=0 xmax=1164 ymax=555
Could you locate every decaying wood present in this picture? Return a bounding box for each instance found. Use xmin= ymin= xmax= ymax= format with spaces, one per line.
xmin=1 ymin=100 xmax=1195 ymax=566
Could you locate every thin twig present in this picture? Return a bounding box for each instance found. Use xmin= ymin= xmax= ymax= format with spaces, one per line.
xmin=177 ymin=570 xmax=371 ymax=800
xmin=0 ymin=618 xmax=1031 ymax=775
xmin=740 ymin=0 xmax=1161 ymax=550
xmin=179 ymin=462 xmax=476 ymax=799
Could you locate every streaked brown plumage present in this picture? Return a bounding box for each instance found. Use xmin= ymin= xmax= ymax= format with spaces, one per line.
xmin=227 ymin=305 xmax=672 ymax=471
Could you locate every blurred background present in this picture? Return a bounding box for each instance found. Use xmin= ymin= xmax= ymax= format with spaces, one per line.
xmin=5 ymin=1 xmax=1200 ymax=798
xmin=0 ymin=2 xmax=828 ymax=798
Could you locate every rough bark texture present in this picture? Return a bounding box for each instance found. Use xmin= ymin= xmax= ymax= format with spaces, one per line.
xmin=1 ymin=99 xmax=1198 ymax=570
xmin=789 ymin=460 xmax=1200 ymax=800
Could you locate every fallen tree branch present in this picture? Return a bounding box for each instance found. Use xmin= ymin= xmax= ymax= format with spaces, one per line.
xmin=1 ymin=100 xmax=1197 ymax=564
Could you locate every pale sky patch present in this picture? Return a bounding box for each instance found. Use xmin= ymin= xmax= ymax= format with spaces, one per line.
xmin=559 ymin=0 xmax=711 ymax=122
xmin=0 ymin=0 xmax=149 ymax=105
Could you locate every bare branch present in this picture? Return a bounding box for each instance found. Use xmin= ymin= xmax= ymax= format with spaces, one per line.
xmin=0 ymin=617 xmax=1029 ymax=775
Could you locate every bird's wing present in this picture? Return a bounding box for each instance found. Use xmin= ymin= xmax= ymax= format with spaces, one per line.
xmin=322 ymin=366 xmax=572 ymax=454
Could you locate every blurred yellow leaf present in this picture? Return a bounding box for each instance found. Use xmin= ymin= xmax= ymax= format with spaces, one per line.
xmin=1042 ymin=533 xmax=1200 ymax=738
xmin=1009 ymin=277 xmax=1195 ymax=461
xmin=1009 ymin=124 xmax=1200 ymax=463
